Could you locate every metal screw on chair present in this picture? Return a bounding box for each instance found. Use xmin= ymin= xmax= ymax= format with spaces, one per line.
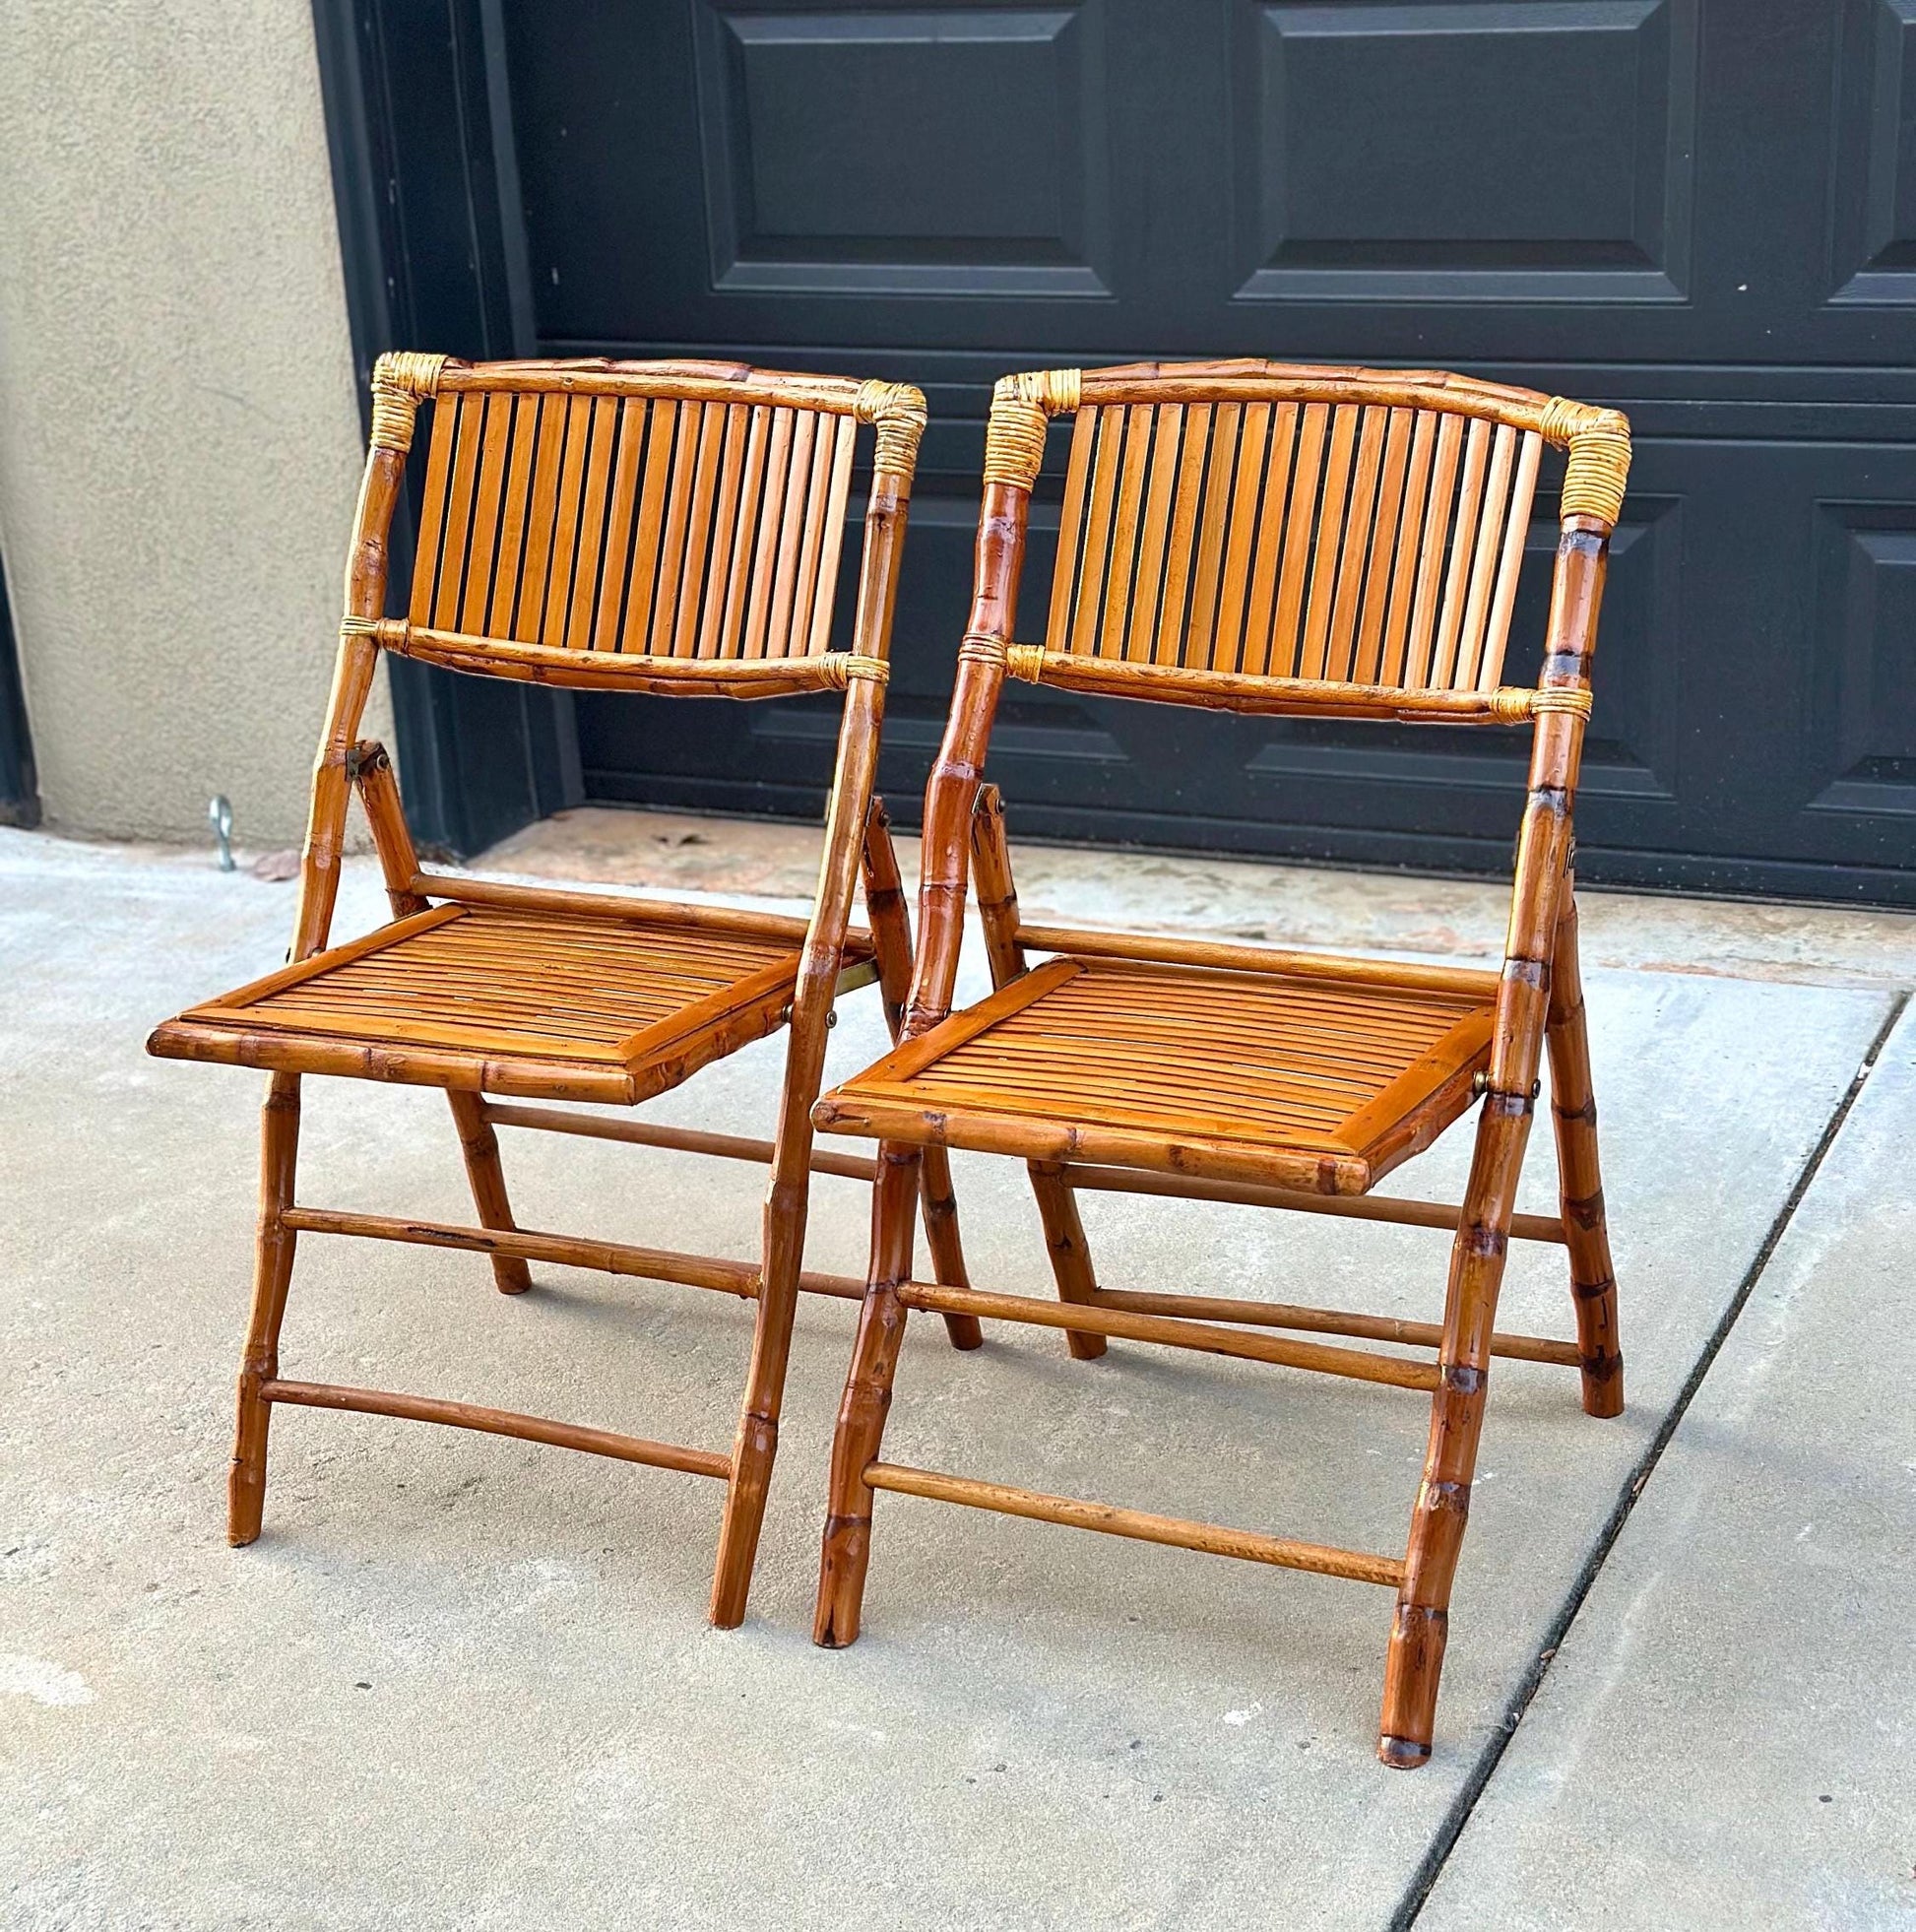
xmin=209 ymin=796 xmax=235 ymax=871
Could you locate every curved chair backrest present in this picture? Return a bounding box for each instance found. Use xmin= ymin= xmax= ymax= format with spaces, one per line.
xmin=901 ymin=356 xmax=1630 ymax=1051
xmin=984 ymin=359 xmax=1628 ymax=727
xmin=291 ymin=354 xmax=926 ymax=964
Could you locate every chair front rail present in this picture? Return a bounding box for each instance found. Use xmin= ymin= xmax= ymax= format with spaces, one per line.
xmin=862 ymin=1463 xmax=1406 ymax=1588
xmin=260 ymin=1380 xmax=733 ymax=1479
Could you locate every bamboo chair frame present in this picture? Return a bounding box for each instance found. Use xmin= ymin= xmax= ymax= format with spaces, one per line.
xmin=806 ymin=358 xmax=1631 ymax=1766
xmin=147 ymin=353 xmax=985 ymax=1628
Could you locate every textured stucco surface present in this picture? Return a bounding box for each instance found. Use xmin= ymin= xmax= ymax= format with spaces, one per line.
xmin=0 ymin=0 xmax=389 ymax=846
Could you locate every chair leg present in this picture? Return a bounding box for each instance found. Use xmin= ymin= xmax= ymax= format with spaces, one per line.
xmin=445 ymin=1090 xmax=533 ymax=1296
xmin=1546 ymin=884 xmax=1623 ymax=1418
xmin=1378 ymin=1090 xmax=1532 ymax=1767
xmin=1027 ymin=1162 xmax=1107 ymax=1360
xmin=814 ymin=1143 xmax=920 ymax=1647
xmin=919 ymin=1146 xmax=986 ymax=1351
xmin=710 ymin=1161 xmax=810 ymax=1628
xmin=861 ymin=800 xmax=982 ymax=1353
xmin=229 ymin=1072 xmax=302 ymax=1546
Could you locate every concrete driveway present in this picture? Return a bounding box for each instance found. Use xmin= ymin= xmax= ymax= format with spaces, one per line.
xmin=3 ymin=817 xmax=1912 ymax=1929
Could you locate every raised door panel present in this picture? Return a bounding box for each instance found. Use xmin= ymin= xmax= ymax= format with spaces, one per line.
xmin=1235 ymin=0 xmax=1695 ymax=304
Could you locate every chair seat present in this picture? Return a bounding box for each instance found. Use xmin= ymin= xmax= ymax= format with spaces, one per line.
xmin=813 ymin=952 xmax=1495 ymax=1194
xmin=149 ymin=898 xmax=874 ymax=1105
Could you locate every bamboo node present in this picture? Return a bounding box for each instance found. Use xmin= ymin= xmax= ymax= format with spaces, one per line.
xmin=855 ymin=380 xmax=927 ymax=477
xmin=818 ymin=653 xmax=890 ymax=688
xmin=368 ymin=353 xmax=448 ymax=453
xmin=1005 ymin=644 xmax=1047 ymax=683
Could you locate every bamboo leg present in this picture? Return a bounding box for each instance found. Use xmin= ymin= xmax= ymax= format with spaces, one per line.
xmin=1546 ymin=881 xmax=1623 ymax=1418
xmin=229 ymin=1072 xmax=302 ymax=1545
xmin=968 ymin=788 xmax=1106 ymax=1358
xmin=446 ymin=1090 xmax=534 ymax=1296
xmin=1026 ymin=1163 xmax=1108 ymax=1361
xmin=1378 ymin=1090 xmax=1532 ymax=1766
xmin=862 ymin=800 xmax=983 ymax=1352
xmin=814 ymin=1143 xmax=919 ymax=1646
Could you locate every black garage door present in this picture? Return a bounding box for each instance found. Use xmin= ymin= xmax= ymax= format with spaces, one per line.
xmin=317 ymin=0 xmax=1916 ymax=904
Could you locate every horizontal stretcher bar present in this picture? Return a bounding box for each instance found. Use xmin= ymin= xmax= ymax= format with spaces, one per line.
xmin=1059 ymin=1163 xmax=1567 ymax=1245
xmin=261 ymin=1380 xmax=731 ymax=1478
xmin=280 ymin=1206 xmax=865 ymax=1302
xmin=862 ymin=1462 xmax=1404 ymax=1587
xmin=479 ymin=1103 xmax=879 ymax=1181
xmin=1086 ymin=1286 xmax=1581 ymax=1370
xmin=894 ymin=1281 xmax=1438 ymax=1390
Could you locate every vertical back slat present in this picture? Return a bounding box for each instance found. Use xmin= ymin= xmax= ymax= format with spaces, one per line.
xmin=1455 ymin=423 xmax=1517 ymax=688
xmin=458 ymin=395 xmax=513 ymax=636
xmin=1378 ymin=411 xmax=1438 ymax=686
xmin=696 ymin=404 xmax=751 ymax=659
xmin=1352 ymin=409 xmax=1413 ymax=685
xmin=717 ymin=406 xmax=772 ymax=661
xmin=490 ymin=394 xmax=542 ymax=639
xmin=1212 ymin=402 xmax=1270 ymax=675
xmin=1184 ymin=402 xmax=1243 ymax=670
xmin=740 ymin=409 xmax=795 ymax=659
xmin=589 ymin=399 xmax=645 ymax=652
xmin=1153 ymin=404 xmax=1212 ymax=666
xmin=517 ymin=394 xmax=572 ymax=642
xmin=1480 ymin=429 xmax=1544 ymax=688
xmin=620 ymin=401 xmax=674 ymax=655
xmin=1324 ymin=406 xmax=1387 ymax=682
xmin=1404 ymin=414 xmax=1464 ymax=688
xmin=1123 ymin=405 xmax=1183 ymax=663
xmin=803 ymin=414 xmax=857 ymax=656
xmin=539 ymin=396 xmax=595 ymax=646
xmin=1046 ymin=410 xmax=1097 ymax=655
xmin=409 ymin=398 xmax=459 ymax=626
xmin=787 ymin=412 xmax=834 ymax=660
xmin=1240 ymin=404 xmax=1300 ymax=676
xmin=1273 ymin=405 xmax=1329 ymax=679
xmin=1070 ymin=408 xmax=1126 ymax=657
xmin=564 ymin=397 xmax=617 ymax=650
xmin=1099 ymin=407 xmax=1155 ymax=659
xmin=1299 ymin=405 xmax=1360 ymax=681
xmin=1430 ymin=418 xmax=1491 ymax=687
xmin=766 ymin=408 xmax=818 ymax=657
xmin=648 ymin=403 xmax=703 ymax=654
xmin=432 ymin=395 xmax=486 ymax=630
xmin=671 ymin=403 xmax=726 ymax=657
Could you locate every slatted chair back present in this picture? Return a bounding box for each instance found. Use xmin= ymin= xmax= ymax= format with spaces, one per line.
xmin=296 ymin=354 xmax=926 ymax=966
xmin=905 ymin=356 xmax=1629 ymax=1043
xmin=409 ymin=369 xmax=860 ymax=675
xmin=979 ymin=359 xmax=1628 ymax=728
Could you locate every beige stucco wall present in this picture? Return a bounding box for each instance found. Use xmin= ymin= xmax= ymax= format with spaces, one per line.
xmin=0 ymin=0 xmax=388 ymax=848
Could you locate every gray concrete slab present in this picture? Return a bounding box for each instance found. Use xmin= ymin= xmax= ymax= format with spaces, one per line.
xmin=0 ymin=825 xmax=1897 ymax=1928
xmin=1418 ymin=1005 xmax=1916 ymax=1932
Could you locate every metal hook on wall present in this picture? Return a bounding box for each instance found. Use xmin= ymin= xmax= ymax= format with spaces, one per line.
xmin=208 ymin=795 xmax=234 ymax=871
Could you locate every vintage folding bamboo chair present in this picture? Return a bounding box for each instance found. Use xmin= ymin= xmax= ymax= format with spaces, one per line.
xmin=807 ymin=359 xmax=1631 ymax=1765
xmin=147 ymin=352 xmax=987 ymax=1626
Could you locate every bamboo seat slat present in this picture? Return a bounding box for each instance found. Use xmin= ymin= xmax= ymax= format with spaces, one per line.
xmin=817 ymin=954 xmax=1493 ymax=1191
xmin=153 ymin=901 xmax=866 ymax=1103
